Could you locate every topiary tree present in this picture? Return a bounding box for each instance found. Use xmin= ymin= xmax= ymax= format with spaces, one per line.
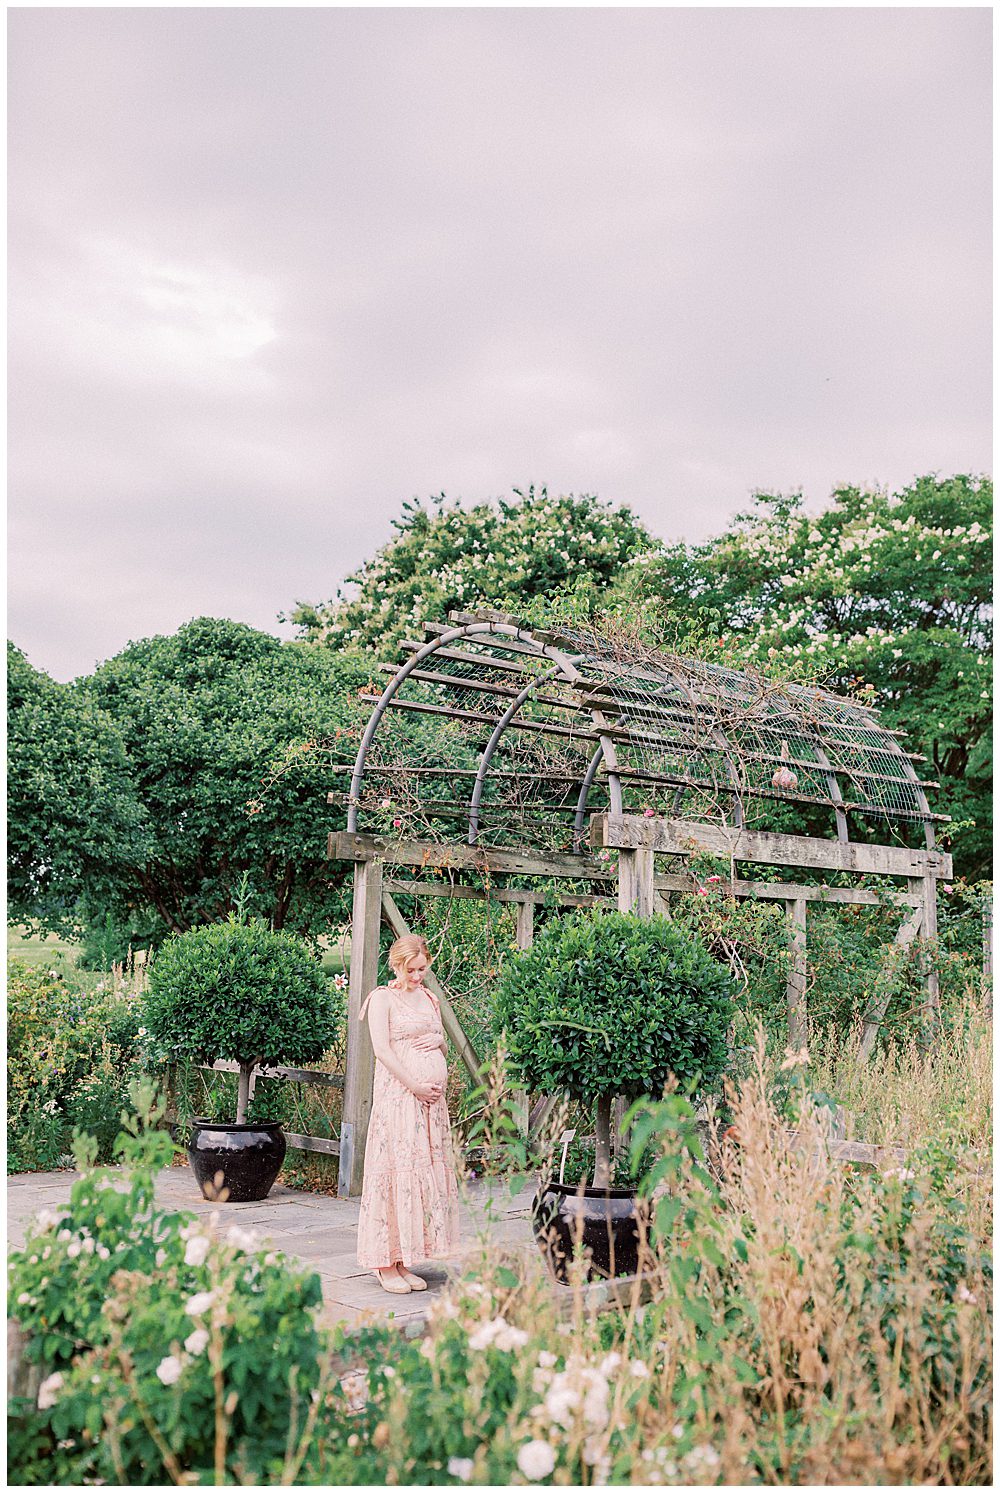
xmin=493 ymin=908 xmax=733 ymax=1187
xmin=144 ymin=918 xmax=340 ymax=1123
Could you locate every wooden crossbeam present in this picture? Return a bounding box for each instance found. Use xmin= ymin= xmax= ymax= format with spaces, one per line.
xmin=591 ymin=813 xmax=952 ymax=880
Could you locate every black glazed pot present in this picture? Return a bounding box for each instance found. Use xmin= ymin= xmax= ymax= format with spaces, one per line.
xmin=188 ymin=1120 xmax=286 ymax=1203
xmin=532 ymin=1179 xmax=652 ymax=1283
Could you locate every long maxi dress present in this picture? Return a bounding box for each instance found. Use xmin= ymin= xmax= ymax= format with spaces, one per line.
xmin=356 ymin=981 xmax=460 ymax=1270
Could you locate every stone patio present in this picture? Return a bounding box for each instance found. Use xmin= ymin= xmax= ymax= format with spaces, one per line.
xmin=7 ymin=1164 xmax=539 ymax=1332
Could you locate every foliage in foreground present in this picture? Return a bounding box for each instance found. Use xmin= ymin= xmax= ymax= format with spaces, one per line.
xmin=9 ymin=1018 xmax=991 ymax=1486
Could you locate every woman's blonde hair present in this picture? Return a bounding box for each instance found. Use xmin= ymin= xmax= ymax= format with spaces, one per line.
xmin=388 ymin=934 xmax=431 ymax=974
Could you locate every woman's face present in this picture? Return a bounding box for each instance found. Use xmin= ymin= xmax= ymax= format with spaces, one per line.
xmin=399 ymin=952 xmax=429 ymax=985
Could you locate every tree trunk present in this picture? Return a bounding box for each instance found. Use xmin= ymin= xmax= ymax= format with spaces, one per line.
xmin=236 ymin=1064 xmax=254 ymax=1125
xmin=593 ymin=1093 xmax=613 ymax=1189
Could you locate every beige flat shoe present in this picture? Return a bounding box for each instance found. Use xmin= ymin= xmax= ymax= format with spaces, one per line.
xmin=375 ymin=1270 xmax=411 ymax=1294
xmin=399 ymin=1268 xmax=428 ymax=1291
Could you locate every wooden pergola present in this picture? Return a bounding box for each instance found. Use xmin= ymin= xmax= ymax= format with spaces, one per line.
xmin=329 ymin=609 xmax=951 ymax=1196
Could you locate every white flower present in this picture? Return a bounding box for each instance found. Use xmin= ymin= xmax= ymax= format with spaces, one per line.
xmin=447 ymin=1457 xmax=475 ymax=1481
xmin=155 ymin=1248 xmax=168 ymax=1268
xmin=517 ymin=1440 xmax=556 ymax=1480
xmin=629 ymin=1359 xmax=650 ymax=1378
xmin=156 ymin=1355 xmax=184 ymax=1386
xmin=468 ymin=1315 xmax=528 ymax=1352
xmin=37 ymin=1372 xmax=64 ymax=1410
xmin=184 ymin=1327 xmax=210 ymax=1356
xmin=17 ymin=1292 xmax=32 ymax=1306
xmin=185 ymin=1291 xmax=215 ymax=1317
xmin=226 ymin=1226 xmax=259 ymax=1254
xmin=683 ymin=1443 xmax=721 ymax=1471
xmin=538 ymin=1350 xmax=557 ymax=1369
xmin=598 ymin=1351 xmax=621 ymax=1376
xmin=96 ymin=1245 xmax=110 ymax=1261
xmin=35 ymin=1208 xmax=63 ymax=1232
xmin=543 ymin=1383 xmax=581 ymax=1427
xmin=184 ymin=1235 xmax=211 ymax=1268
xmin=66 ymin=1242 xmax=82 ymax=1259
xmin=81 ymin=1237 xmax=95 ymax=1255
xmin=671 ymin=1422 xmax=685 ymax=1439
xmin=955 ymin=1283 xmax=977 ymax=1305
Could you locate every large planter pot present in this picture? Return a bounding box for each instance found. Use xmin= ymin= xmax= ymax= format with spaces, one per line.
xmin=188 ymin=1120 xmax=287 ymax=1203
xmin=532 ymin=1178 xmax=652 ymax=1283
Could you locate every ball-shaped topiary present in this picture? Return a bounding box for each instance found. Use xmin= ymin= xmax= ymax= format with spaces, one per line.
xmin=493 ymin=908 xmax=733 ymax=1185
xmin=144 ymin=919 xmax=339 ymax=1122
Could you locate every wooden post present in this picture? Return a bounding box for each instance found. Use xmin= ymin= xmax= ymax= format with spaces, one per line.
xmin=785 ymin=898 xmax=808 ymax=1054
xmin=983 ymin=893 xmax=993 ymax=1015
xmin=921 ymin=868 xmax=940 ymax=1023
xmin=618 ymin=847 xmax=655 ymax=917
xmin=511 ymin=898 xmax=534 ymax=1136
xmin=515 ymin=898 xmax=535 ymax=951
xmin=338 ymin=856 xmax=384 ymax=1198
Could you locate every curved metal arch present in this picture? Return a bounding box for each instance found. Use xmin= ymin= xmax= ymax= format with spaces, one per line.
xmin=347 ymin=620 xmax=614 ymax=836
xmin=468 ymin=660 xmax=581 ymax=845
xmin=573 ymin=745 xmax=608 ymax=851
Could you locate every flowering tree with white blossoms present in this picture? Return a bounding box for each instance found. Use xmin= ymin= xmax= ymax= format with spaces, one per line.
xmin=619 ymin=473 xmax=992 ymax=876
xmin=287 ymin=486 xmax=656 ymax=656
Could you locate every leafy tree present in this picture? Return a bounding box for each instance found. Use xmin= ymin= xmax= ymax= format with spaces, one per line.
xmin=144 ymin=918 xmax=339 ymax=1122
xmin=7 ymin=643 xmax=146 ymax=934
xmin=287 ymin=487 xmax=657 ymax=656
xmin=493 ymin=908 xmax=733 ymax=1187
xmin=610 ymin=475 xmax=992 ymax=876
xmin=9 ymin=619 xmax=372 ymax=946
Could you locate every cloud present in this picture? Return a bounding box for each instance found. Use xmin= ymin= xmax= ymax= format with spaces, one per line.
xmin=7 ymin=7 xmax=991 ymax=679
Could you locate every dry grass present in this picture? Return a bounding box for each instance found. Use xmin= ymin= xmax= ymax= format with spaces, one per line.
xmin=367 ymin=1021 xmax=993 ymax=1485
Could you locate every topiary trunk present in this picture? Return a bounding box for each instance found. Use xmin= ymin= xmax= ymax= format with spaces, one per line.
xmin=593 ymin=1093 xmax=613 ymax=1189
xmin=236 ymin=1063 xmax=254 ymax=1125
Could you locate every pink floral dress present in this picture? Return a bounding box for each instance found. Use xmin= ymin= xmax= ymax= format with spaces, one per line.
xmin=356 ymin=982 xmax=460 ymax=1270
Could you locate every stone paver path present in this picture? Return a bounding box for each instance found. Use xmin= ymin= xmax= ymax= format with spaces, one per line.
xmin=7 ymin=1165 xmax=538 ymax=1332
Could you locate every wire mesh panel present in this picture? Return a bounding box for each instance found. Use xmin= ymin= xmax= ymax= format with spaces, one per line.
xmin=347 ymin=612 xmax=941 ymax=851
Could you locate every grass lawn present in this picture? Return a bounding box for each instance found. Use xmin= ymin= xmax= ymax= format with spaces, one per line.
xmin=8 ymin=923 xmax=349 ymax=977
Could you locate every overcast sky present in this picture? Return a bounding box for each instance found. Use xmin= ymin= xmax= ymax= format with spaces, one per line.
xmin=8 ymin=7 xmax=991 ymax=682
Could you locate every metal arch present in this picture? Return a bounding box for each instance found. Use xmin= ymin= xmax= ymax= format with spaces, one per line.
xmin=346 ymin=620 xmax=606 ymax=836
xmin=468 ymin=660 xmax=582 ymax=845
xmin=573 ymin=745 xmax=609 ymax=851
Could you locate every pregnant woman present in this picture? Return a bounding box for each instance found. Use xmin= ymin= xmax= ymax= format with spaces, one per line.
xmin=356 ymin=934 xmax=460 ymax=1293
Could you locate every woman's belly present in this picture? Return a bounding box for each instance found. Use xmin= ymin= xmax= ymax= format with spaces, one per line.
xmin=397 ymin=1039 xmax=448 ymax=1089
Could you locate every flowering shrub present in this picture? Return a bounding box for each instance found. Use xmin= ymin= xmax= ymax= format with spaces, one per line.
xmin=7 ymin=961 xmax=143 ymax=1171
xmin=8 ymin=1083 xmax=328 ymax=1486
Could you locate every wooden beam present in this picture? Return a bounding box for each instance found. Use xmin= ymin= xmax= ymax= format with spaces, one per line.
xmin=380 ymin=890 xmax=483 ymax=1082
xmin=786 ymin=899 xmax=808 ymax=1052
xmin=858 ymin=897 xmax=924 ymax=1061
xmin=921 ymin=869 xmax=940 ymax=1019
xmin=382 ymin=871 xmax=921 ymax=910
xmin=284 ymin=1132 xmax=341 ymax=1157
xmin=515 ymin=900 xmax=535 ymax=950
xmin=591 ymin=813 xmax=952 ymax=880
xmin=618 ymin=846 xmax=656 ymax=917
xmin=338 ymin=856 xmax=383 ymax=1199
xmin=331 ymin=830 xmax=617 ymax=881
